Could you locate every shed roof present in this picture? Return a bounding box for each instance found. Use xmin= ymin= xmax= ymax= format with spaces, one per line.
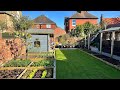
xmin=27 ymin=29 xmax=54 ymax=34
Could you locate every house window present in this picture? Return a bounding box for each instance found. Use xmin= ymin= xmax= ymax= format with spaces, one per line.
xmin=46 ymin=24 xmax=51 ymax=28
xmin=72 ymin=19 xmax=76 ymax=26
xmin=34 ymin=41 xmax=40 ymax=47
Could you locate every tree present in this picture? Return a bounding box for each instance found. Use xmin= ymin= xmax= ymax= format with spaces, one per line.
xmin=99 ymin=14 xmax=108 ymax=30
xmin=12 ymin=16 xmax=33 ymax=59
xmin=76 ymin=25 xmax=84 ymax=37
xmin=0 ymin=20 xmax=7 ymax=38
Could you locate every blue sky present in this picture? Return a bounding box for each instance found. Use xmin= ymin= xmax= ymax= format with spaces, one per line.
xmin=22 ymin=11 xmax=120 ymax=29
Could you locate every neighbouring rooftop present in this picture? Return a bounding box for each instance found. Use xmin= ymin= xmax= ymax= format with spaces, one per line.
xmin=70 ymin=11 xmax=98 ymax=19
xmin=33 ymin=15 xmax=56 ymax=24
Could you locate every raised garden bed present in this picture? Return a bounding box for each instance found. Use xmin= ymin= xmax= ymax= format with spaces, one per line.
xmin=31 ymin=60 xmax=54 ymax=67
xmin=20 ymin=68 xmax=54 ymax=79
xmin=0 ymin=69 xmax=24 ymax=79
xmin=3 ymin=60 xmax=31 ymax=67
xmin=28 ymin=52 xmax=55 ymax=61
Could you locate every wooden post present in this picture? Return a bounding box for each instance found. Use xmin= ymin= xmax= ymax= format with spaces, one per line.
xmin=111 ymin=31 xmax=115 ymax=57
xmin=85 ymin=35 xmax=86 ymax=48
xmin=88 ymin=33 xmax=90 ymax=50
xmin=100 ymin=32 xmax=103 ymax=54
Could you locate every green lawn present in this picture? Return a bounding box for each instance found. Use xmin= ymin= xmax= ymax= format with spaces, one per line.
xmin=56 ymin=49 xmax=120 ymax=79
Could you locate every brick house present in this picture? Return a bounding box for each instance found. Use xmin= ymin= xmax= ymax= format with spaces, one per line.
xmin=32 ymin=15 xmax=57 ymax=29
xmin=64 ymin=11 xmax=98 ymax=33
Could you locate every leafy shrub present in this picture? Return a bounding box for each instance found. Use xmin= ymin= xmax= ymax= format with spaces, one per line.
xmin=31 ymin=60 xmax=54 ymax=67
xmin=41 ymin=70 xmax=47 ymax=78
xmin=27 ymin=69 xmax=38 ymax=79
xmin=4 ymin=60 xmax=31 ymax=67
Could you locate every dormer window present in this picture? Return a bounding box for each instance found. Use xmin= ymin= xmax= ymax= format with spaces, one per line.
xmin=72 ymin=19 xmax=76 ymax=26
xmin=46 ymin=24 xmax=51 ymax=28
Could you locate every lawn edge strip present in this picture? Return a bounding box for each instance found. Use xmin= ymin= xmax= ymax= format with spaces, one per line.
xmin=79 ymin=49 xmax=120 ymax=71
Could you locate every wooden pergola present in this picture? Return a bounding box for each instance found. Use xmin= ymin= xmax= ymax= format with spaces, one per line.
xmin=88 ymin=27 xmax=120 ymax=60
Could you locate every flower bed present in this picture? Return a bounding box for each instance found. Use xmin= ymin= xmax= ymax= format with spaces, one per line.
xmin=3 ymin=60 xmax=31 ymax=67
xmin=0 ymin=69 xmax=24 ymax=79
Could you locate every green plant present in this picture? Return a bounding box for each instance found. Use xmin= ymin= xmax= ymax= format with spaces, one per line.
xmin=4 ymin=60 xmax=31 ymax=67
xmin=31 ymin=60 xmax=54 ymax=67
xmin=41 ymin=70 xmax=47 ymax=78
xmin=27 ymin=69 xmax=38 ymax=79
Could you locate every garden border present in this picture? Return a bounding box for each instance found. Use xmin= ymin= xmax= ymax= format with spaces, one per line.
xmin=79 ymin=49 xmax=120 ymax=71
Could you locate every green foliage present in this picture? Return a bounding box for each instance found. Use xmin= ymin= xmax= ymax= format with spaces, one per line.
xmin=4 ymin=60 xmax=31 ymax=67
xmin=2 ymin=32 xmax=15 ymax=38
xmin=12 ymin=16 xmax=33 ymax=39
xmin=27 ymin=69 xmax=38 ymax=79
xmin=13 ymin=16 xmax=33 ymax=31
xmin=83 ymin=22 xmax=94 ymax=35
xmin=58 ymin=34 xmax=71 ymax=45
xmin=0 ymin=20 xmax=7 ymax=32
xmin=41 ymin=70 xmax=47 ymax=78
xmin=31 ymin=60 xmax=54 ymax=67
xmin=70 ymin=22 xmax=98 ymax=37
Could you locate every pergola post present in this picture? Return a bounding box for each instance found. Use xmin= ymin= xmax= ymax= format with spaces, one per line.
xmin=84 ymin=35 xmax=86 ymax=48
xmin=88 ymin=33 xmax=90 ymax=50
xmin=100 ymin=32 xmax=103 ymax=54
xmin=111 ymin=31 xmax=115 ymax=57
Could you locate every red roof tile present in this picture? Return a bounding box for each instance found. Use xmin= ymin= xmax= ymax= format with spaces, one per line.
xmin=54 ymin=27 xmax=66 ymax=38
xmin=103 ymin=18 xmax=120 ymax=28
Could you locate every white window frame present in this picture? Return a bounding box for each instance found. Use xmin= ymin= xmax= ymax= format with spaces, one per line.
xmin=72 ymin=19 xmax=76 ymax=26
xmin=46 ymin=24 xmax=51 ymax=28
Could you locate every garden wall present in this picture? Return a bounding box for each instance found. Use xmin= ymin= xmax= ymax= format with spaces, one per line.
xmin=0 ymin=38 xmax=26 ymax=64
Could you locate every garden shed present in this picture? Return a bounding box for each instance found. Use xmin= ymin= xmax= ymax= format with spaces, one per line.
xmin=26 ymin=29 xmax=54 ymax=52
